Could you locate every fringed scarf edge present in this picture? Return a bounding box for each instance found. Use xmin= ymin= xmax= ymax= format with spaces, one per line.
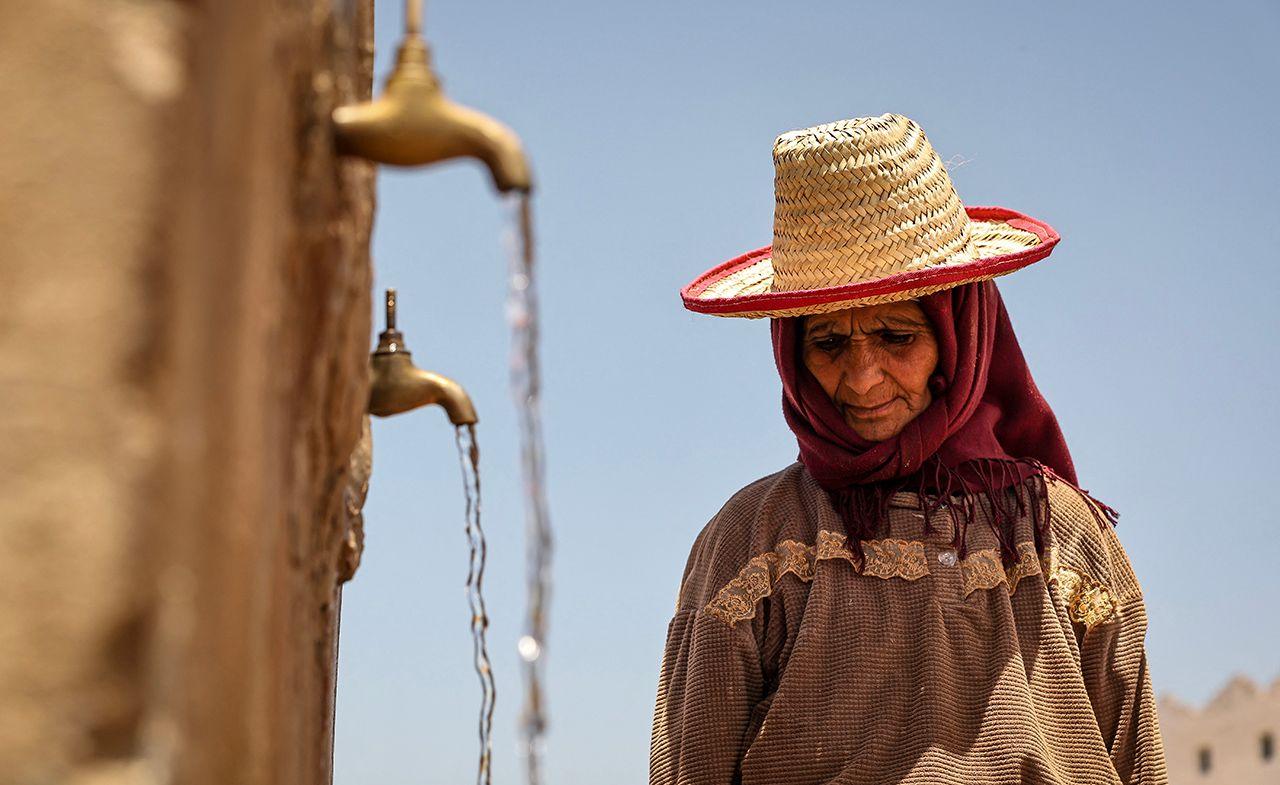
xmin=828 ymin=458 xmax=1119 ymax=572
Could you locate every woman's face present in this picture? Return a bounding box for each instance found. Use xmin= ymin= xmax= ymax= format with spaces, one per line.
xmin=801 ymin=301 xmax=940 ymax=441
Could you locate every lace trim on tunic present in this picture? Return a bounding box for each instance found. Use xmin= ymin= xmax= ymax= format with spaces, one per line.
xmin=861 ymin=537 xmax=930 ymax=580
xmin=958 ymin=542 xmax=1043 ymax=597
xmin=704 ymin=535 xmax=1120 ymax=628
xmin=1006 ymin=542 xmax=1042 ymax=593
xmin=704 ymin=530 xmax=927 ymax=626
xmin=955 ymin=544 xmax=1118 ymax=630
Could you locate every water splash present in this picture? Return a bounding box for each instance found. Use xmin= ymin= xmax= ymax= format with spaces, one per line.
xmin=454 ymin=423 xmax=496 ymax=785
xmin=504 ymin=193 xmax=553 ymax=785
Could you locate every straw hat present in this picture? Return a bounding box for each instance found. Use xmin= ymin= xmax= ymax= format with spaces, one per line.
xmin=681 ymin=113 xmax=1059 ymax=318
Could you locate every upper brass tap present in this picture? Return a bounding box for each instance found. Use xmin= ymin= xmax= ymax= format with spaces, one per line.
xmin=369 ymin=289 xmax=478 ymax=425
xmin=332 ymin=0 xmax=532 ymax=193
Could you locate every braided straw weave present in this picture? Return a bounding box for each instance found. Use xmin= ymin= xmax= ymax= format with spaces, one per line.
xmin=684 ymin=114 xmax=1053 ymax=318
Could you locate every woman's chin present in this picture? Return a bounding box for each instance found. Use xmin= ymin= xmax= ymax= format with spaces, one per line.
xmin=844 ymin=416 xmax=908 ymax=442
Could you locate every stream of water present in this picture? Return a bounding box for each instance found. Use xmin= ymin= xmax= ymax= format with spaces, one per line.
xmin=505 ymin=193 xmax=553 ymax=785
xmin=455 ymin=422 xmax=496 ymax=785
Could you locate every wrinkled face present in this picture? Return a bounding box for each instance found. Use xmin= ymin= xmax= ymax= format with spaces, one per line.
xmin=801 ymin=301 xmax=940 ymax=441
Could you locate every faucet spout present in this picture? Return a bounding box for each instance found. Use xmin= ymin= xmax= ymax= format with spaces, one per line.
xmin=369 ymin=355 xmax=478 ymax=424
xmin=368 ymin=289 xmax=478 ymax=425
xmin=332 ymin=35 xmax=532 ymax=193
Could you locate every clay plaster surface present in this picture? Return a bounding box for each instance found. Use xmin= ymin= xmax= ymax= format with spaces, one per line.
xmin=0 ymin=1 xmax=375 ymax=783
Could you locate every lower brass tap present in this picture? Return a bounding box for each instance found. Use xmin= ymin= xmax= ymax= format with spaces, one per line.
xmin=368 ymin=289 xmax=478 ymax=425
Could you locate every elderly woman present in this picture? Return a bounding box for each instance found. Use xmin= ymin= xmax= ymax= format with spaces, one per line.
xmin=651 ymin=115 xmax=1167 ymax=785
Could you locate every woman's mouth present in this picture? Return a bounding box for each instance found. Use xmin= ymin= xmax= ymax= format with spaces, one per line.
xmin=843 ymin=399 xmax=899 ymax=419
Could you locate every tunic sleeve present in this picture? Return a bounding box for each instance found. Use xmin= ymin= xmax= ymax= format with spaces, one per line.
xmin=649 ymin=608 xmax=764 ymax=785
xmin=1076 ymin=522 xmax=1170 ymax=785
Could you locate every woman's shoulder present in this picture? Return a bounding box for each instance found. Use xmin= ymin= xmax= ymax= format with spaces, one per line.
xmin=1043 ymin=473 xmax=1144 ymax=605
xmin=712 ymin=461 xmax=815 ymax=523
xmin=674 ymin=462 xmax=827 ymax=612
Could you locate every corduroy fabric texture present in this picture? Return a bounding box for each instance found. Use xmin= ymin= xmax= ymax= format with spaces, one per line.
xmin=650 ymin=464 xmax=1167 ymax=785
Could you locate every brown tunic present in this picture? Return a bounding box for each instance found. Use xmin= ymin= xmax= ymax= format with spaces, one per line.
xmin=650 ymin=463 xmax=1167 ymax=785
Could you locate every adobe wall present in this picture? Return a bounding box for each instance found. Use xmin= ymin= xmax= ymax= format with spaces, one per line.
xmin=0 ymin=1 xmax=375 ymax=783
xmin=1160 ymin=677 xmax=1280 ymax=785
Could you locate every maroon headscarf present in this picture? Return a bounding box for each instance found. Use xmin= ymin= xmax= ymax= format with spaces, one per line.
xmin=772 ymin=280 xmax=1110 ymax=564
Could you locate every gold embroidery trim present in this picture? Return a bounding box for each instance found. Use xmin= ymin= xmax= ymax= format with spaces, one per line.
xmin=703 ymin=530 xmax=928 ymax=626
xmin=1057 ymin=568 xmax=1117 ymax=630
xmin=1038 ymin=546 xmax=1118 ymax=629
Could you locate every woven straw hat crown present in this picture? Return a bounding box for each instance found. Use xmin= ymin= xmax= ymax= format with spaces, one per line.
xmin=681 ymin=113 xmax=1056 ymax=318
xmin=770 ymin=113 xmax=975 ymax=294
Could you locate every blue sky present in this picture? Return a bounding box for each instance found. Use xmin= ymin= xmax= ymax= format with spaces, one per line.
xmin=334 ymin=2 xmax=1280 ymax=783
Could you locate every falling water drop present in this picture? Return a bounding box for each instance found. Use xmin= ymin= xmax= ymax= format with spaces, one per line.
xmin=516 ymin=635 xmax=542 ymax=662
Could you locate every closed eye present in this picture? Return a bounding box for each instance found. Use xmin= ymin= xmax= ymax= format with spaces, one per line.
xmin=810 ymin=335 xmax=847 ymax=352
xmin=879 ymin=331 xmax=914 ymax=346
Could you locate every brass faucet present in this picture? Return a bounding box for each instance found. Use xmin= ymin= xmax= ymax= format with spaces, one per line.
xmin=369 ymin=289 xmax=478 ymax=425
xmin=332 ymin=0 xmax=532 ymax=193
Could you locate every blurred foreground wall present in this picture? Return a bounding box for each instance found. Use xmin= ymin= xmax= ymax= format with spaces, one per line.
xmin=0 ymin=1 xmax=376 ymax=783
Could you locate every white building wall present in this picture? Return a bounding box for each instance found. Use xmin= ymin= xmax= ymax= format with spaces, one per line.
xmin=1159 ymin=676 xmax=1279 ymax=785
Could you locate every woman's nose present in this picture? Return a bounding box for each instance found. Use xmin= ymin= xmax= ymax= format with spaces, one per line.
xmin=841 ymin=347 xmax=885 ymax=395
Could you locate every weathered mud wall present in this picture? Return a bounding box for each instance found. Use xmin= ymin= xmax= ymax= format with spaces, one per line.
xmin=1159 ymin=677 xmax=1280 ymax=785
xmin=0 ymin=1 xmax=375 ymax=783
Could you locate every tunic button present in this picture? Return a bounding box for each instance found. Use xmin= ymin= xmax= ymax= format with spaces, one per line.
xmin=937 ymin=549 xmax=958 ymax=567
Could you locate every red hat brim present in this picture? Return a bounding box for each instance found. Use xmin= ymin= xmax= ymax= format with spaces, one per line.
xmin=681 ymin=206 xmax=1059 ymax=317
